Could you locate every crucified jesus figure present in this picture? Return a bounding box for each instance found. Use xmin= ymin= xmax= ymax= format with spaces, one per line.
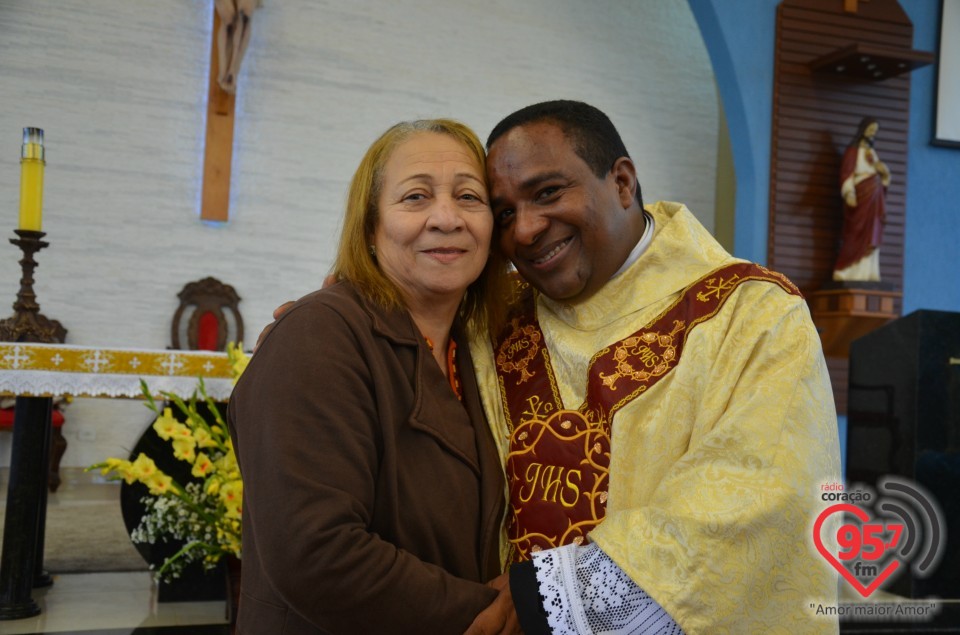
xmin=214 ymin=0 xmax=263 ymax=93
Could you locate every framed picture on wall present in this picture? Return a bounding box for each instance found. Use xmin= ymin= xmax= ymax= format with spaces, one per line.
xmin=934 ymin=0 xmax=960 ymax=147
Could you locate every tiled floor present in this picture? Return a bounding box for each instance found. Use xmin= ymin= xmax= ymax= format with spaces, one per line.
xmin=0 ymin=469 xmax=229 ymax=634
xmin=0 ymin=571 xmax=230 ymax=634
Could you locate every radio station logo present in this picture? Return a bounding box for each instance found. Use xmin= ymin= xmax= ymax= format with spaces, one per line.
xmin=813 ymin=476 xmax=945 ymax=598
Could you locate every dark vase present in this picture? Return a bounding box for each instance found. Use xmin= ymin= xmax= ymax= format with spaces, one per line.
xmin=225 ymin=554 xmax=242 ymax=632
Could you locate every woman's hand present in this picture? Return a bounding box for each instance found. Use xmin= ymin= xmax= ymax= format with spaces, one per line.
xmin=463 ymin=572 xmax=522 ymax=635
xmin=253 ymin=301 xmax=294 ymax=352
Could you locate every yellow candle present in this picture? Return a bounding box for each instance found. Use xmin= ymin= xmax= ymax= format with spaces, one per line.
xmin=18 ymin=127 xmax=45 ymax=232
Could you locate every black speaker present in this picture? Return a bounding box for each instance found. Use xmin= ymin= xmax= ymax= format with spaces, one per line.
xmin=847 ymin=309 xmax=960 ymax=601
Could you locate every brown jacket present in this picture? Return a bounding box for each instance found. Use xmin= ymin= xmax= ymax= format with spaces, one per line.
xmin=227 ymin=282 xmax=505 ymax=634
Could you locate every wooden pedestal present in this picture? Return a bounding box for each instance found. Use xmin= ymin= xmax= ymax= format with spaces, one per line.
xmin=809 ymin=287 xmax=901 ymax=357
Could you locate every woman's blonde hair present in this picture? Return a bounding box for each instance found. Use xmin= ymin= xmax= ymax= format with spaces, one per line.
xmin=332 ymin=119 xmax=508 ymax=334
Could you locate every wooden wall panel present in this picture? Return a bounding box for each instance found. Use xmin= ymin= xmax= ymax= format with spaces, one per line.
xmin=770 ymin=0 xmax=912 ymax=297
xmin=770 ymin=0 xmax=919 ymax=414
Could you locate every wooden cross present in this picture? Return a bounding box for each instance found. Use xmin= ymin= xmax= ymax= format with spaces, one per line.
xmin=201 ymin=2 xmax=260 ymax=222
xmin=201 ymin=5 xmax=235 ymax=223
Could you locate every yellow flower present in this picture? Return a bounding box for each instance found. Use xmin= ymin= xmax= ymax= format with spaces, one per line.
xmin=215 ymin=452 xmax=239 ymax=480
xmin=131 ymin=453 xmax=159 ymax=480
xmin=227 ymin=342 xmax=249 ymax=384
xmin=172 ymin=437 xmax=197 ymax=462
xmin=220 ymin=481 xmax=243 ymax=518
xmin=222 ymin=531 xmax=241 ymax=556
xmin=145 ymin=472 xmax=174 ymax=496
xmin=152 ymin=408 xmax=181 ymax=440
xmin=96 ymin=458 xmax=138 ymax=484
xmin=97 ymin=457 xmax=125 ymax=474
xmin=117 ymin=465 xmax=139 ymax=485
xmin=192 ymin=427 xmax=218 ymax=449
xmin=192 ymin=453 xmax=214 ymax=478
xmin=173 ymin=422 xmax=195 ymax=442
xmin=100 ymin=457 xmax=125 ymax=470
xmin=90 ymin=354 xmax=248 ymax=582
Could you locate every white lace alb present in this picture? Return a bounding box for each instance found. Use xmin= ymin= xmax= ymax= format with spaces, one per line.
xmin=531 ymin=542 xmax=685 ymax=635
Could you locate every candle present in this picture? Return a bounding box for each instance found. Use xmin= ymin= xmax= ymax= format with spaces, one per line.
xmin=18 ymin=127 xmax=45 ymax=232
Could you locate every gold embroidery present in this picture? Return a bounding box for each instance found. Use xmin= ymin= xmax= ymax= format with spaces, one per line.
xmin=521 ymin=395 xmax=554 ymax=421
xmin=696 ymin=273 xmax=740 ymax=302
xmin=0 ymin=343 xmax=231 ymax=378
xmin=597 ymin=320 xmax=684 ymax=391
xmin=507 ymin=407 xmax=611 ymax=560
xmin=757 ymin=265 xmax=800 ymax=294
xmin=495 ymin=319 xmax=541 ymax=384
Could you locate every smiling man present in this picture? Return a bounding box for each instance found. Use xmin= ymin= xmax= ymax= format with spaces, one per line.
xmin=467 ymin=101 xmax=841 ymax=634
xmin=487 ymin=119 xmax=645 ymax=304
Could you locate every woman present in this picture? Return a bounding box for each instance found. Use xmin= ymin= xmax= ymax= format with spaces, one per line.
xmin=227 ymin=120 xmax=510 ymax=634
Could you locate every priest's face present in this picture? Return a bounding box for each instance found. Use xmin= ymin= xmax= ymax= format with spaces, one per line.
xmin=487 ymin=121 xmax=638 ymax=304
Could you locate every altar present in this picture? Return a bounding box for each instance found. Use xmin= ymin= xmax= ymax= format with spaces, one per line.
xmin=0 ymin=342 xmax=235 ymax=619
xmin=0 ymin=342 xmax=234 ymax=400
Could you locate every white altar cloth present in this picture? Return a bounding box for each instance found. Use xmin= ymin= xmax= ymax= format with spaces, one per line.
xmin=0 ymin=342 xmax=234 ymax=400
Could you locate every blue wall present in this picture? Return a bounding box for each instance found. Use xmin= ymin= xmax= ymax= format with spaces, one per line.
xmin=687 ymin=0 xmax=777 ymax=266
xmin=688 ymin=0 xmax=960 ymax=475
xmin=900 ymin=0 xmax=960 ymax=314
xmin=688 ymin=0 xmax=960 ymax=313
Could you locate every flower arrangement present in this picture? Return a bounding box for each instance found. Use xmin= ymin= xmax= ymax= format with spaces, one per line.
xmin=89 ymin=343 xmax=249 ymax=581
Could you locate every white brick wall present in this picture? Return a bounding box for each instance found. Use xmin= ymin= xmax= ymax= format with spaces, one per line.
xmin=0 ymin=0 xmax=718 ymax=469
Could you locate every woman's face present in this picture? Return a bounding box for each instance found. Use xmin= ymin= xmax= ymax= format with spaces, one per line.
xmin=373 ymin=132 xmax=492 ymax=311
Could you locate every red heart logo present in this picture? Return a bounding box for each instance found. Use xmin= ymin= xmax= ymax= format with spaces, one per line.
xmin=813 ymin=503 xmax=901 ymax=597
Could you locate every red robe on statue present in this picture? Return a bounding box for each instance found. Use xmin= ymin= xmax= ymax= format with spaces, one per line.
xmin=835 ymin=144 xmax=886 ymax=272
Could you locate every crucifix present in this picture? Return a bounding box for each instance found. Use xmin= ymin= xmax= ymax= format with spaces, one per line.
xmin=201 ymin=0 xmax=261 ymax=222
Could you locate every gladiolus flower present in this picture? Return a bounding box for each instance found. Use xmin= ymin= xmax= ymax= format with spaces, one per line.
xmin=152 ymin=408 xmax=181 ymax=440
xmin=145 ymin=472 xmax=174 ymax=496
xmin=220 ymin=481 xmax=243 ymax=518
xmin=131 ymin=453 xmax=159 ymax=479
xmin=172 ymin=437 xmax=197 ymax=462
xmin=192 ymin=428 xmax=218 ymax=449
xmin=192 ymin=453 xmax=214 ymax=478
xmin=228 ymin=342 xmax=250 ymax=384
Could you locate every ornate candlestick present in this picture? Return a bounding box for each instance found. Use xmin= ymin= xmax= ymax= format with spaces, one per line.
xmin=0 ymin=236 xmax=66 ymax=619
xmin=0 ymin=128 xmax=66 ymax=621
xmin=1 ymin=128 xmax=63 ymax=342
xmin=0 ymin=230 xmax=66 ymax=343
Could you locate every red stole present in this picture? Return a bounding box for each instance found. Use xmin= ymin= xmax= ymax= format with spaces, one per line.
xmin=492 ymin=263 xmax=801 ymax=562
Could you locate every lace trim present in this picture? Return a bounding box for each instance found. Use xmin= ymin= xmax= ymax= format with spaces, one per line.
xmin=534 ymin=544 xmax=586 ymax=633
xmin=0 ymin=370 xmax=234 ymax=399
xmin=531 ymin=543 xmax=685 ymax=634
